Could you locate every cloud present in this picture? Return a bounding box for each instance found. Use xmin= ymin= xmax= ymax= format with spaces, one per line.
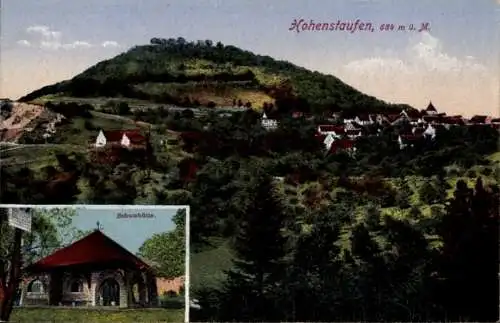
xmin=344 ymin=31 xmax=486 ymax=75
xmin=26 ymin=25 xmax=62 ymax=41
xmin=16 ymin=40 xmax=31 ymax=47
xmin=101 ymin=40 xmax=120 ymax=48
xmin=338 ymin=32 xmax=497 ymax=117
xmin=17 ymin=25 xmax=119 ymax=51
xmin=62 ymin=41 xmax=93 ymax=49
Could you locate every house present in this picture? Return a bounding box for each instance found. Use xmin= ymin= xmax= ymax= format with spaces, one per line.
xmin=323 ymin=133 xmax=335 ymax=150
xmin=345 ymin=122 xmax=362 ymax=138
xmin=331 ymin=111 xmax=342 ymax=120
xmin=423 ymin=124 xmax=436 ymax=139
xmin=469 ymin=115 xmax=492 ymax=124
xmin=386 ymin=113 xmax=401 ymax=124
xmin=373 ymin=114 xmax=388 ymax=125
xmin=412 ymin=127 xmax=426 ymax=136
xmin=400 ymin=109 xmax=423 ymax=125
xmin=94 ymin=129 xmax=147 ymax=149
xmin=328 ymin=138 xmax=356 ymax=155
xmin=490 ymin=118 xmax=500 ymax=129
xmin=442 ymin=115 xmax=465 ymax=126
xmin=397 ymin=134 xmax=421 ymax=150
xmin=21 ymin=230 xmax=158 ymax=308
xmin=317 ymin=125 xmax=345 ymax=137
xmin=354 ymin=114 xmax=374 ymax=126
xmin=261 ymin=112 xmax=278 ymax=130
xmin=156 ymin=276 xmax=185 ymax=296
xmin=422 ymin=115 xmax=442 ymax=125
xmin=423 ymin=101 xmax=438 ymax=115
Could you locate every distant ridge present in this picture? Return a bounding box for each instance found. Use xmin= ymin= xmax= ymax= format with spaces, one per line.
xmin=20 ymin=37 xmax=414 ymax=115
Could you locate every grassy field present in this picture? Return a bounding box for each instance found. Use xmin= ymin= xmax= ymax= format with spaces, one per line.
xmin=10 ymin=307 xmax=184 ymax=323
xmin=190 ymin=239 xmax=233 ymax=291
xmin=133 ymin=82 xmax=274 ymax=108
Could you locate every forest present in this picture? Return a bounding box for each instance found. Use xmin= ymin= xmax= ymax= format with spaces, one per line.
xmin=1 ymin=103 xmax=499 ymax=321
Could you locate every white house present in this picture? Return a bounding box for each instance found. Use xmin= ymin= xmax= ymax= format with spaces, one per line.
xmin=120 ymin=134 xmax=131 ymax=147
xmin=354 ymin=115 xmax=375 ymax=126
xmin=323 ymin=133 xmax=335 ymax=150
xmin=261 ymin=112 xmax=278 ymax=130
xmin=94 ymin=130 xmax=133 ymax=148
xmin=423 ymin=124 xmax=436 ymax=139
xmin=95 ymin=130 xmax=107 ymax=148
xmin=317 ymin=125 xmax=344 ymax=138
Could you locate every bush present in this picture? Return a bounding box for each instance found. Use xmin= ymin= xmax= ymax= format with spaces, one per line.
xmin=466 ymin=169 xmax=476 ymax=179
xmin=83 ymin=120 xmax=95 ymax=130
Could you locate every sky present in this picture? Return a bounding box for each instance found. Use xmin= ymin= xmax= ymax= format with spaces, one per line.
xmin=1 ymin=0 xmax=499 ymax=117
xmin=70 ymin=206 xmax=180 ymax=254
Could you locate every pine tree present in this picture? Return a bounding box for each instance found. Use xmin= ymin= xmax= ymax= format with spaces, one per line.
xmin=436 ymin=179 xmax=499 ymax=321
xmin=217 ymin=172 xmax=289 ymax=321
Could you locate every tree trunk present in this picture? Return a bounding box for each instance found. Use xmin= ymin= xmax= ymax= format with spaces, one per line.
xmin=0 ymin=228 xmax=23 ymax=322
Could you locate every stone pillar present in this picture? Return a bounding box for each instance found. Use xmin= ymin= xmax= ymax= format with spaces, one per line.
xmin=90 ymin=272 xmax=100 ymax=306
xmin=119 ymin=271 xmax=129 ymax=308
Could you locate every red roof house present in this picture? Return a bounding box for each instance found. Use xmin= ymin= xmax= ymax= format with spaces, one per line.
xmin=318 ymin=125 xmax=345 ymax=135
xmin=22 ymin=230 xmax=158 ymax=308
xmin=328 ymin=138 xmax=355 ymax=154
xmin=469 ymin=115 xmax=492 ymax=124
xmin=92 ymin=129 xmax=148 ymax=149
xmin=26 ymin=230 xmax=150 ymax=273
xmin=104 ymin=130 xmax=146 ymax=145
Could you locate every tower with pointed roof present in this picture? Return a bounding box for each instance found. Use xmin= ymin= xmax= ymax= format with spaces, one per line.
xmin=425 ymin=101 xmax=438 ymax=115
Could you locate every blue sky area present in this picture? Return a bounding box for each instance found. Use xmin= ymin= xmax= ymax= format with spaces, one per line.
xmin=71 ymin=207 xmax=180 ymax=253
xmin=2 ymin=0 xmax=498 ymax=116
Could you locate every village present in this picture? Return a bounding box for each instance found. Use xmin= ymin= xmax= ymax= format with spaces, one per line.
xmin=84 ymin=100 xmax=500 ymax=160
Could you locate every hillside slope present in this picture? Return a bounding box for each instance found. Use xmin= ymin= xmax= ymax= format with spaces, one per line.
xmin=20 ymin=37 xmax=412 ymax=114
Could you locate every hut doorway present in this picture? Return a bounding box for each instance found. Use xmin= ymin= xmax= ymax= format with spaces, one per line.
xmin=99 ymin=278 xmax=120 ymax=306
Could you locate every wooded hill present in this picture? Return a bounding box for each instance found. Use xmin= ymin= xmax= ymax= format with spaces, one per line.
xmin=20 ymin=37 xmax=412 ymax=114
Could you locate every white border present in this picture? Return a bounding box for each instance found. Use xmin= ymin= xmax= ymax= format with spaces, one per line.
xmin=0 ymin=204 xmax=191 ymax=323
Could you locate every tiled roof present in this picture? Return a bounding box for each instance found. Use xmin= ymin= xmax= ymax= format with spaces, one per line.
xmin=103 ymin=130 xmax=146 ymax=144
xmin=318 ymin=125 xmax=345 ymax=133
xmin=25 ymin=230 xmax=150 ymax=273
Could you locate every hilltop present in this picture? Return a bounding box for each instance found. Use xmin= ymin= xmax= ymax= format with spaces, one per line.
xmin=20 ymin=37 xmax=412 ymax=114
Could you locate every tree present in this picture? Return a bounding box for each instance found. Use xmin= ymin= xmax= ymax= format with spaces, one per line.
xmin=116 ymin=101 xmax=130 ymax=115
xmin=395 ymin=178 xmax=412 ymax=209
xmin=418 ymin=180 xmax=442 ymax=205
xmin=137 ymin=228 xmax=185 ymax=278
xmin=0 ymin=207 xmax=81 ymax=321
xmin=201 ymin=171 xmax=289 ymax=321
xmin=434 ymin=179 xmax=499 ymax=321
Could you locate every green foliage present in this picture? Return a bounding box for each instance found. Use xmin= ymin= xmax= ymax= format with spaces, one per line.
xmin=20 ymin=38 xmax=408 ymax=114
xmin=0 ymin=208 xmax=82 ymax=267
xmin=137 ymin=228 xmax=185 ymax=279
xmin=194 ymin=170 xmax=290 ymax=321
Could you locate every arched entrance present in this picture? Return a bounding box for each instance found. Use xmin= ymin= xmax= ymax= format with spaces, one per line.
xmin=99 ymin=278 xmax=120 ymax=306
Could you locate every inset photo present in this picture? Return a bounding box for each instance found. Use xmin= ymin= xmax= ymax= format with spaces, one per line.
xmin=0 ymin=205 xmax=189 ymax=323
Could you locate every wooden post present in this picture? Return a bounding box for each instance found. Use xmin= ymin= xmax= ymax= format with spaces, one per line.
xmin=0 ymin=228 xmax=23 ymax=322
